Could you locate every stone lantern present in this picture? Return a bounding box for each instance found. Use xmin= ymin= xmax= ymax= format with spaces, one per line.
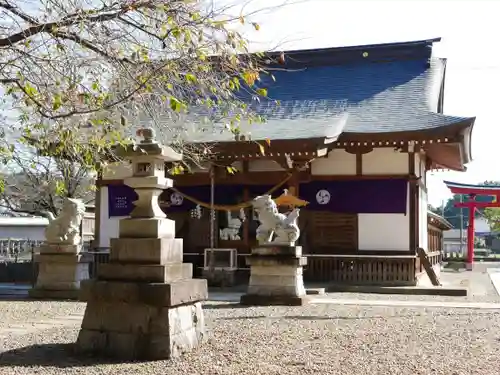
xmin=77 ymin=128 xmax=208 ymax=360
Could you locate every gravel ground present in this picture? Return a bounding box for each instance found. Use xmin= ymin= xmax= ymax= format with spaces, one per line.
xmin=0 ymin=301 xmax=84 ymax=329
xmin=0 ymin=300 xmax=499 ymax=375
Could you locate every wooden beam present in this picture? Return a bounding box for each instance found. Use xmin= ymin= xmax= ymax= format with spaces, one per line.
xmin=207 ymin=138 xmax=326 ymax=160
xmin=97 ymin=172 xmax=415 ymax=187
xmin=345 ymin=145 xmax=373 ymax=155
xmin=356 ymin=153 xmax=362 ymax=175
xmin=312 ymin=174 xmax=411 ymax=181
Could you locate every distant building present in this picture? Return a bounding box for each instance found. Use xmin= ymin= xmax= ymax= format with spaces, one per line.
xmin=443 ymin=217 xmax=490 ymax=254
xmin=0 ymin=209 xmax=95 ymax=244
xmin=0 ymin=217 xmax=48 ymax=241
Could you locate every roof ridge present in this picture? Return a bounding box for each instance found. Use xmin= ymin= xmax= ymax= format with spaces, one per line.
xmin=270 ymin=38 xmax=441 ymax=56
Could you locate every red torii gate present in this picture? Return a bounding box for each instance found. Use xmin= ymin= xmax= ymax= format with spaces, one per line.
xmin=443 ymin=181 xmax=500 ymax=270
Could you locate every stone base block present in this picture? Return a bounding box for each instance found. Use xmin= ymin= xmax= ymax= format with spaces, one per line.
xmin=240 ymin=294 xmax=309 ymax=306
xmin=246 ymin=266 xmax=306 ymax=298
xmin=77 ymin=301 xmax=205 ymax=360
xmin=245 ymin=245 xmax=307 ymax=305
xmin=79 ymin=278 xmax=208 ymax=306
xmin=252 ymin=245 xmax=302 ymax=257
xmin=97 ymin=262 xmax=192 ymax=283
xmin=39 ymin=244 xmax=82 ymax=254
xmin=31 ymin=253 xmax=90 ymax=299
xmin=246 ymin=255 xmax=307 ymax=267
xmin=306 ymin=288 xmax=326 ymax=295
xmin=109 ymin=238 xmax=183 ymax=263
xmin=28 ymin=288 xmax=80 ymax=300
xmin=247 ymin=282 xmax=306 ymax=296
xmin=119 ymin=218 xmax=175 ymax=238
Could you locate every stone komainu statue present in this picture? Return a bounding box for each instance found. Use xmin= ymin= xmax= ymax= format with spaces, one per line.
xmin=251 ymin=194 xmax=300 ymax=245
xmin=44 ymin=198 xmax=86 ymax=245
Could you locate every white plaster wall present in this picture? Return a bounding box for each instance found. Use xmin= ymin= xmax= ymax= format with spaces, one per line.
xmin=311 ymin=149 xmax=356 ymax=175
xmin=362 ymin=148 xmax=408 ymax=174
xmin=419 ymin=188 xmax=428 ymax=250
xmin=358 ymin=214 xmax=409 ymax=250
xmin=358 ymin=184 xmax=410 ymax=251
xmin=100 ymin=164 xmax=131 ymax=248
xmin=248 ymin=160 xmax=284 ymax=172
xmin=99 ymin=186 xmax=122 ymax=248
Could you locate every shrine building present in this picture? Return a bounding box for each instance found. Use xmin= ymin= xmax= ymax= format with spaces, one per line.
xmin=97 ymin=38 xmax=473 ymax=286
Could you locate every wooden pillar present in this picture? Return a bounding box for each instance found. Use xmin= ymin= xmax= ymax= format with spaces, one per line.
xmin=242 ymin=161 xmax=250 ymax=246
xmin=356 ymin=153 xmax=363 ymax=175
xmin=408 ymin=150 xmax=419 ymax=254
xmin=288 ymin=167 xmax=301 ymax=196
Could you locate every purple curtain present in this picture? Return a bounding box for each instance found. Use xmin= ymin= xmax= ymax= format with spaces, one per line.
xmin=108 ymin=185 xmax=137 ymax=217
xmin=108 ymin=179 xmax=407 ymax=217
xmin=299 ymin=179 xmax=408 ymax=214
xmin=108 ymin=184 xmax=246 ymax=216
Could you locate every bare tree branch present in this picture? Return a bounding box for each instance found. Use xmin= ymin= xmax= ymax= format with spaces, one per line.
xmin=0 ymin=0 xmax=296 ymax=182
xmin=0 ymin=144 xmax=95 ymax=216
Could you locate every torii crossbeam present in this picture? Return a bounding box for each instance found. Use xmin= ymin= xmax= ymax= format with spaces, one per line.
xmin=443 ymin=181 xmax=500 ymax=270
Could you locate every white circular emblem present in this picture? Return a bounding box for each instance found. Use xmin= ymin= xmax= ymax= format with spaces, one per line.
xmin=170 ymin=192 xmax=184 ymax=206
xmin=316 ymin=189 xmax=331 ymax=205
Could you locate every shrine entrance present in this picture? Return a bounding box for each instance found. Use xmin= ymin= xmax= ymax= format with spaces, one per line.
xmin=444 ymin=181 xmax=500 ymax=270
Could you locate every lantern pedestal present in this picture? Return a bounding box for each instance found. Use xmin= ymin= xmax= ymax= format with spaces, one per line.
xmin=240 ymin=245 xmax=309 ymax=306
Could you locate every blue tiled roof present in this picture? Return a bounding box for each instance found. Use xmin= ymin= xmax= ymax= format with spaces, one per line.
xmin=140 ymin=40 xmax=474 ymax=143
xmin=250 ymin=57 xmax=471 ymax=134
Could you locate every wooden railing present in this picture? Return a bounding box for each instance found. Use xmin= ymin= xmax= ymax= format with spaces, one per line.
xmin=86 ymin=249 xmax=110 ymax=279
xmin=0 ymin=239 xmax=42 ymax=261
xmin=304 ymin=254 xmax=416 ymax=286
xmin=416 ymin=251 xmax=441 ymax=273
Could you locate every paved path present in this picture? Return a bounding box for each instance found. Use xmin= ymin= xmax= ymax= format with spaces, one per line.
xmin=0 ymin=284 xmax=30 ymax=299
xmin=210 ymin=293 xmax=500 ymax=309
xmin=313 ymin=297 xmax=500 ymax=310
xmin=487 ymin=268 xmax=500 ymax=296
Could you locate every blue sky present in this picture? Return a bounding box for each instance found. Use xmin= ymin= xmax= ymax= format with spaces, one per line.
xmin=223 ymin=0 xmax=498 ymax=207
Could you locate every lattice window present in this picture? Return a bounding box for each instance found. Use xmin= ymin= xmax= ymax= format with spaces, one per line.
xmin=308 ymin=211 xmax=358 ymax=251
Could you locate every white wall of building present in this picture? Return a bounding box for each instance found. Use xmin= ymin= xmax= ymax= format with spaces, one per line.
xmin=358 ymin=212 xmax=409 ymax=250
xmin=0 ymin=226 xmax=46 ymax=241
xmin=362 ymin=148 xmax=408 ymax=175
xmin=419 ymin=188 xmax=428 ymax=250
xmin=0 ymin=217 xmax=49 ymax=241
xmin=99 ymin=186 xmax=124 ymax=248
xmin=100 ymin=163 xmax=133 ymax=248
xmin=357 ymin=182 xmax=410 ymax=251
xmin=357 ymin=149 xmax=410 ymax=251
xmin=248 ymin=160 xmax=284 ymax=172
xmin=311 ymin=149 xmax=356 ymax=175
